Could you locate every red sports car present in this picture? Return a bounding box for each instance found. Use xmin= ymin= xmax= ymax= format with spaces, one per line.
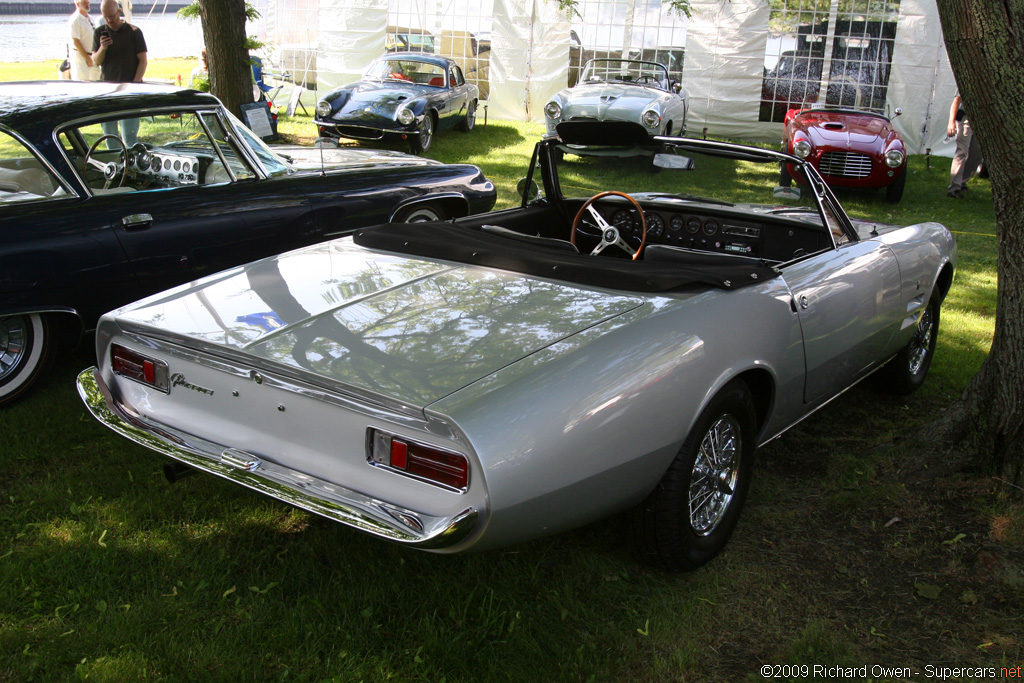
xmin=780 ymin=106 xmax=907 ymax=203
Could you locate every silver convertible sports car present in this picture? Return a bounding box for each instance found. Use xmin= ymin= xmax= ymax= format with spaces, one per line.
xmin=544 ymin=58 xmax=689 ymax=139
xmin=79 ymin=122 xmax=956 ymax=571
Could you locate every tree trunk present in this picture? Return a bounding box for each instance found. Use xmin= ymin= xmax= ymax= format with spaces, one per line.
xmin=197 ymin=0 xmax=252 ymax=119
xmin=936 ymin=0 xmax=1024 ymax=486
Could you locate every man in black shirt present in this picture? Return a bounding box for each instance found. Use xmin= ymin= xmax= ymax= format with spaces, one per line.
xmin=92 ymin=0 xmax=147 ymax=143
xmin=92 ymin=0 xmax=147 ymax=82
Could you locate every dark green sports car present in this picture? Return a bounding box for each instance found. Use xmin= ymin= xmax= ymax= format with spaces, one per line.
xmin=314 ymin=52 xmax=479 ymax=154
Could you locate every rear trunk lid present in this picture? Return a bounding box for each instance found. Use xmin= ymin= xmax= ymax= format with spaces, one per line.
xmin=113 ymin=239 xmax=645 ymax=410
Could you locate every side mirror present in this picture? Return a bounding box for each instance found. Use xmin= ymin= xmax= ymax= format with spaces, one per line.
xmin=893 ymin=107 xmax=903 ymax=118
xmin=773 ymin=186 xmax=801 ymax=200
xmin=671 ymin=82 xmax=682 ymax=94
xmin=517 ymin=177 xmax=541 ymax=202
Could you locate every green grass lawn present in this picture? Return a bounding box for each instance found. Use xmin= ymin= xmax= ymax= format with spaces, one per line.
xmin=1 ymin=59 xmax=1020 ymax=682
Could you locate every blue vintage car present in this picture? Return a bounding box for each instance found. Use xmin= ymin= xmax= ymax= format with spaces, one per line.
xmin=0 ymin=81 xmax=495 ymax=407
xmin=314 ymin=53 xmax=479 ymax=154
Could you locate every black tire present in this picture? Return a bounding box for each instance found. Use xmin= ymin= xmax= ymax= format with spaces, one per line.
xmin=411 ymin=113 xmax=434 ymax=154
xmin=779 ymin=162 xmax=793 ymax=187
xmin=459 ymin=100 xmax=476 ymax=132
xmin=394 ymin=202 xmax=445 ymax=223
xmin=873 ymin=293 xmax=938 ymax=395
xmin=0 ymin=313 xmax=58 ymax=408
xmin=632 ymin=380 xmax=757 ymax=571
xmin=885 ymin=170 xmax=906 ymax=203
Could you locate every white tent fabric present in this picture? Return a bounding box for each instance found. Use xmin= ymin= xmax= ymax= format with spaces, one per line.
xmin=305 ymin=0 xmax=958 ymax=156
xmin=889 ymin=0 xmax=958 ymax=156
xmin=316 ymin=0 xmax=388 ymax=93
xmin=488 ymin=0 xmax=570 ymax=122
xmin=682 ymin=0 xmax=772 ymax=142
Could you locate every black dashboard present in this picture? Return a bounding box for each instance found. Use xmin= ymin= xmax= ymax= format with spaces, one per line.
xmin=587 ymin=201 xmax=833 ymax=263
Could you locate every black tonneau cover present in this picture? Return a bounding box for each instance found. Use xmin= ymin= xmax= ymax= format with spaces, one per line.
xmin=353 ymin=222 xmax=779 ymax=293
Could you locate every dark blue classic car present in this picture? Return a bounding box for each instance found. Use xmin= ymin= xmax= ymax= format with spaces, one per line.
xmin=0 ymin=82 xmax=495 ymax=407
xmin=314 ymin=53 xmax=479 ymax=154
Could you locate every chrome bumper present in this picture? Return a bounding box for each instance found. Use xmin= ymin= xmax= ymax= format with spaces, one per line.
xmin=77 ymin=368 xmax=478 ymax=549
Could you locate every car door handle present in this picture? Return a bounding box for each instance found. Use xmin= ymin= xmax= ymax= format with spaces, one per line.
xmin=121 ymin=213 xmax=153 ymax=231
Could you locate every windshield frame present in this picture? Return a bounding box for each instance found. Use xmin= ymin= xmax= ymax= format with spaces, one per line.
xmin=538 ymin=133 xmax=860 ymax=251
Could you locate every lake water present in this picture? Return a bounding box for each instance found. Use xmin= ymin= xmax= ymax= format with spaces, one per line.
xmin=1 ymin=12 xmax=205 ymax=63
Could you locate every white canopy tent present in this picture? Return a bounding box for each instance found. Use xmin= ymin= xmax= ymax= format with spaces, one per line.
xmin=266 ymin=0 xmax=959 ymax=156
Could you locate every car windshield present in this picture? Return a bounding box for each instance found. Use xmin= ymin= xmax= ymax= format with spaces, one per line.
xmin=58 ymin=110 xmax=260 ymax=194
xmin=580 ymin=59 xmax=671 ymax=90
xmin=366 ymin=58 xmax=446 ymax=87
xmin=552 ymin=142 xmax=819 ymax=215
xmin=541 ymin=137 xmax=853 ymax=252
xmin=224 ymin=110 xmax=290 ymax=177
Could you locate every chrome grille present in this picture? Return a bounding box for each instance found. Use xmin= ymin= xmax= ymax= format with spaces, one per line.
xmin=334 ymin=125 xmax=386 ymax=140
xmin=818 ymin=151 xmax=873 ymax=179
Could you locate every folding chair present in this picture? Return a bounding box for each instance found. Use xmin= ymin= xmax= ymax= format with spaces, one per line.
xmin=251 ymin=56 xmax=285 ymax=105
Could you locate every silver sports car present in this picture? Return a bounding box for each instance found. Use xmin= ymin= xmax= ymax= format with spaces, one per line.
xmin=544 ymin=58 xmax=689 ymax=138
xmin=78 ymin=122 xmax=956 ymax=571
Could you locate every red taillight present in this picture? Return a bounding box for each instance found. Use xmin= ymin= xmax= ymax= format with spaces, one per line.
xmin=391 ymin=439 xmax=408 ymax=469
xmin=404 ymin=443 xmax=469 ymax=489
xmin=111 ymin=343 xmax=169 ymax=393
xmin=369 ymin=431 xmax=469 ymax=491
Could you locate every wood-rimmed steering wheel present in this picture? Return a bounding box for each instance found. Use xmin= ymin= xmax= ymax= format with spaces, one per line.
xmin=84 ymin=134 xmax=128 ymax=189
xmin=570 ymin=191 xmax=647 ymax=260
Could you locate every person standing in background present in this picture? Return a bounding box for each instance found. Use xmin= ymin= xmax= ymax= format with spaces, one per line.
xmin=189 ymin=48 xmax=209 ymax=89
xmin=946 ymin=91 xmax=982 ymax=198
xmin=68 ymin=0 xmax=99 ymax=81
xmin=92 ymin=0 xmax=147 ymax=83
xmin=92 ymin=0 xmax=147 ymax=144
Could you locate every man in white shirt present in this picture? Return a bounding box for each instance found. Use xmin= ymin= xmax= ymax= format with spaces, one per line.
xmin=68 ymin=0 xmax=99 ymax=81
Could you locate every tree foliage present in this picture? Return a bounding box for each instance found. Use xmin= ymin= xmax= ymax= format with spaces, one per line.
xmin=177 ymin=0 xmax=257 ymax=119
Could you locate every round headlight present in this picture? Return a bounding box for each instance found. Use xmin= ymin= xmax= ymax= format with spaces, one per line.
xmin=544 ymin=101 xmax=562 ymax=120
xmin=397 ymin=108 xmax=416 ymax=126
xmin=792 ymin=139 xmax=812 ymax=159
xmin=885 ymin=149 xmax=905 ymax=168
xmin=315 ymin=100 xmax=333 ymax=118
xmin=642 ymin=109 xmax=661 ymax=128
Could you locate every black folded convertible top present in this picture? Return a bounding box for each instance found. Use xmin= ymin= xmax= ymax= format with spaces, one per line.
xmin=352 ymin=222 xmax=779 ymax=293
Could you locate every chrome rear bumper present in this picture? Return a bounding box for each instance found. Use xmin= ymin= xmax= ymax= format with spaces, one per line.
xmin=77 ymin=368 xmax=478 ymax=549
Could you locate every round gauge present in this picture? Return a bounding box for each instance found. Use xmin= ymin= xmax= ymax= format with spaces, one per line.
xmin=686 ymin=216 xmax=702 ymax=233
xmin=702 ymin=219 xmax=719 ymax=236
xmin=670 ymin=215 xmax=685 ymax=232
xmin=173 ymin=159 xmax=182 ymax=172
xmin=152 ymin=157 xmax=162 ymax=171
xmin=136 ymin=152 xmax=151 ymax=170
xmin=645 ymin=213 xmax=664 ymax=239
xmin=612 ymin=209 xmax=635 ymax=235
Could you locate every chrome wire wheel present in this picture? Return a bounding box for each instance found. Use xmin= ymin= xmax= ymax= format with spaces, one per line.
xmin=872 ymin=293 xmax=940 ymax=396
xmin=0 ymin=315 xmax=29 ymax=382
xmin=907 ymin=306 xmax=935 ymax=376
xmin=412 ymin=113 xmax=434 ymax=154
xmin=632 ymin=380 xmax=755 ymax=571
xmin=460 ymin=100 xmax=476 ymax=132
xmin=689 ymin=414 xmax=741 ymax=536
